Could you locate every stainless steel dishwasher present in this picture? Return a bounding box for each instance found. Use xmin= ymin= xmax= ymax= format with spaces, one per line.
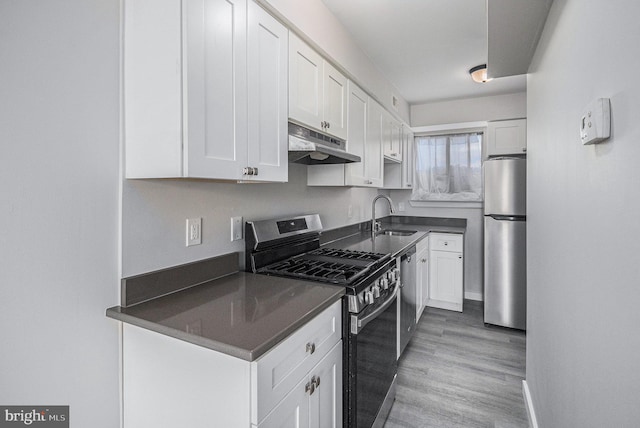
xmin=398 ymin=246 xmax=417 ymax=357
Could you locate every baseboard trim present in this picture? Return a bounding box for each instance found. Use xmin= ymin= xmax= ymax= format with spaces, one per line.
xmin=464 ymin=291 xmax=483 ymax=301
xmin=522 ymin=380 xmax=539 ymax=428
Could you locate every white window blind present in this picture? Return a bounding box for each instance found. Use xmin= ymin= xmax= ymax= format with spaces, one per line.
xmin=411 ymin=132 xmax=482 ymax=201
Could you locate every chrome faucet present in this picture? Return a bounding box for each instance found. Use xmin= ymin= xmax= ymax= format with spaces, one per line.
xmin=371 ymin=194 xmax=394 ymax=236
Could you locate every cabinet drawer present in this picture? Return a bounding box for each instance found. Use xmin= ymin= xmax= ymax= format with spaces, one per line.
xmin=429 ymin=233 xmax=463 ymax=252
xmin=251 ymin=300 xmax=342 ymax=424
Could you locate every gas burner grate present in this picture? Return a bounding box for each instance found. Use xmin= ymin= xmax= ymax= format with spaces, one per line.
xmin=258 ymin=247 xmax=389 ymax=285
xmin=307 ymin=247 xmax=387 ymax=263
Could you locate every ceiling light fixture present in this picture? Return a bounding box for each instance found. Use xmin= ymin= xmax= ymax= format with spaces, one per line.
xmin=469 ymin=64 xmax=492 ymax=83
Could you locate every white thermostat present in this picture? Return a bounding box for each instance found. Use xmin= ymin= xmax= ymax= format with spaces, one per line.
xmin=580 ymin=98 xmax=610 ymax=145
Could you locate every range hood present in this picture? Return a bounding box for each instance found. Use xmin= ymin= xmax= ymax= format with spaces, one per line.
xmin=288 ymin=122 xmax=361 ymax=165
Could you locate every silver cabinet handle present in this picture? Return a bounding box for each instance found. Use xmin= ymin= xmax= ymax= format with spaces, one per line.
xmin=312 ymin=375 xmax=320 ymax=388
xmin=242 ymin=167 xmax=259 ymax=176
xmin=305 ymin=380 xmax=315 ymax=395
xmin=306 ymin=342 xmax=316 ymax=354
xmin=421 ymin=258 xmax=427 ymax=263
xmin=523 ymin=148 xmax=527 ymax=152
xmin=326 ymin=122 xmax=330 ymax=129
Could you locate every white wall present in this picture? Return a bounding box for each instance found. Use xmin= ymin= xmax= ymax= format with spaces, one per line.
xmin=0 ymin=1 xmax=120 ymax=427
xmin=122 ymin=165 xmax=383 ymax=276
xmin=411 ymin=92 xmax=526 ymax=127
xmin=526 ymin=0 xmax=640 ymax=426
xmin=259 ymin=0 xmax=410 ymax=124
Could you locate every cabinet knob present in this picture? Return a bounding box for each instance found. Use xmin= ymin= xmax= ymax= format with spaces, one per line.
xmin=306 ymin=342 xmax=316 ymax=354
xmin=421 ymin=258 xmax=427 ymax=263
xmin=523 ymin=148 xmax=527 ymax=152
xmin=458 ymin=255 xmax=462 ymax=259
xmin=326 ymin=122 xmax=330 ymax=129
xmin=312 ymin=375 xmax=320 ymax=388
xmin=305 ymin=380 xmax=316 ymax=395
xmin=242 ymin=167 xmax=259 ymax=176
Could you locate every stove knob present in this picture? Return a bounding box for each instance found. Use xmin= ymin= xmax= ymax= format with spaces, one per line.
xmin=381 ymin=278 xmax=389 ymax=290
xmin=387 ymin=271 xmax=395 ymax=282
xmin=365 ymin=291 xmax=375 ymax=304
xmin=372 ymin=285 xmax=381 ymax=298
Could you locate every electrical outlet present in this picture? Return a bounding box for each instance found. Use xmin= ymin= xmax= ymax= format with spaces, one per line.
xmin=231 ymin=216 xmax=243 ymax=241
xmin=398 ymin=202 xmax=406 ymax=212
xmin=186 ymin=218 xmax=202 ymax=246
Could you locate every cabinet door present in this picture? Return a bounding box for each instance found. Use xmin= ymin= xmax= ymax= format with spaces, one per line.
xmin=322 ymin=62 xmax=348 ymax=140
xmin=257 ymin=376 xmax=310 ymax=428
xmin=344 ymin=82 xmax=367 ymax=186
xmin=402 ymin=127 xmax=414 ymax=189
xmin=247 ymin=1 xmax=288 ymax=182
xmin=184 ymin=0 xmax=247 ymax=179
xmin=486 ymin=119 xmax=527 ymax=156
xmin=428 ymin=250 xmax=463 ymax=312
xmin=289 ymin=33 xmax=323 ymax=132
xmin=310 ymin=342 xmax=342 ymax=428
xmin=365 ymin=99 xmax=384 ymax=187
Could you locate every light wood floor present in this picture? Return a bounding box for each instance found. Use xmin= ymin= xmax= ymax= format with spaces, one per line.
xmin=385 ymin=300 xmax=528 ymax=428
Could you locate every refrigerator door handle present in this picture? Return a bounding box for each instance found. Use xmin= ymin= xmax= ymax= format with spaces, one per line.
xmin=488 ymin=215 xmax=526 ymax=221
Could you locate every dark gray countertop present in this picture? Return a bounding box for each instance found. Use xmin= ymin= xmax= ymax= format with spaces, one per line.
xmin=107 ymin=217 xmax=464 ymax=363
xmin=107 ymin=272 xmax=344 ymax=361
xmin=324 ymin=222 xmax=465 ymax=258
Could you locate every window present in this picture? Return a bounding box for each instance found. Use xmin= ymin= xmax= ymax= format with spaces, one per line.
xmin=411 ymin=132 xmax=482 ymax=201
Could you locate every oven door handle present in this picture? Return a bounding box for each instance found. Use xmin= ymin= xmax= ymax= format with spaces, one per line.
xmin=350 ymin=281 xmax=399 ymax=335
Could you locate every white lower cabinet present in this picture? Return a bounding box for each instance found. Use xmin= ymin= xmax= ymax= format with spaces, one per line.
xmin=257 ymin=342 xmax=342 ymax=428
xmin=415 ymin=238 xmax=429 ymax=320
xmin=122 ymin=300 xmax=342 ymax=428
xmin=427 ymin=233 xmax=463 ymax=312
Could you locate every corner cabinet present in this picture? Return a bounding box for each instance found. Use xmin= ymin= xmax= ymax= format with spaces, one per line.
xmin=427 ymin=233 xmax=463 ymax=312
xmin=383 ymin=124 xmax=414 ymax=189
xmin=486 ymin=118 xmax=527 ymax=157
xmin=306 ymin=83 xmax=383 ymax=188
xmin=289 ymin=33 xmax=347 ymax=141
xmin=122 ymin=300 xmax=342 ymax=428
xmin=124 ymin=0 xmax=288 ymax=182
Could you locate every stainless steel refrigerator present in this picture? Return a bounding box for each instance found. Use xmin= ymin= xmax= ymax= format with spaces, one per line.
xmin=483 ymin=157 xmax=527 ymax=330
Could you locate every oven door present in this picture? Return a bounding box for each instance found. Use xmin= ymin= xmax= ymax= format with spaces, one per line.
xmin=346 ymin=286 xmax=398 ymax=427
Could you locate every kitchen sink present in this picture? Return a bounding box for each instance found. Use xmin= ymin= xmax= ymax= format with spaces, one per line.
xmin=378 ymin=229 xmax=418 ymax=237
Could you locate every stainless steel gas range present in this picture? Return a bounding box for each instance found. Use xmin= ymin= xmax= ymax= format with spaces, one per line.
xmin=246 ymin=214 xmax=399 ymax=428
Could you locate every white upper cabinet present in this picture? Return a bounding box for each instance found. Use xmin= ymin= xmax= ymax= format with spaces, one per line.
xmin=306 ymin=82 xmax=383 ymax=188
xmin=486 ymin=118 xmax=527 ymax=157
xmin=246 ymin=1 xmax=289 ymax=182
xmin=184 ymin=0 xmax=247 ymax=179
xmin=343 ymin=82 xmax=368 ymax=185
xmin=382 ymin=113 xmax=402 ymax=162
xmin=124 ymin=0 xmax=288 ymax=182
xmin=365 ymin=98 xmax=385 ymax=187
xmin=322 ymin=62 xmax=348 ymax=140
xmin=383 ymin=123 xmax=413 ymax=189
xmin=289 ymin=33 xmax=347 ymax=140
xmin=402 ymin=126 xmax=414 ymax=188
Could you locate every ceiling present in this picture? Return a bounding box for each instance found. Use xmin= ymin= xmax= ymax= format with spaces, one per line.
xmin=321 ymin=0 xmax=529 ymax=105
